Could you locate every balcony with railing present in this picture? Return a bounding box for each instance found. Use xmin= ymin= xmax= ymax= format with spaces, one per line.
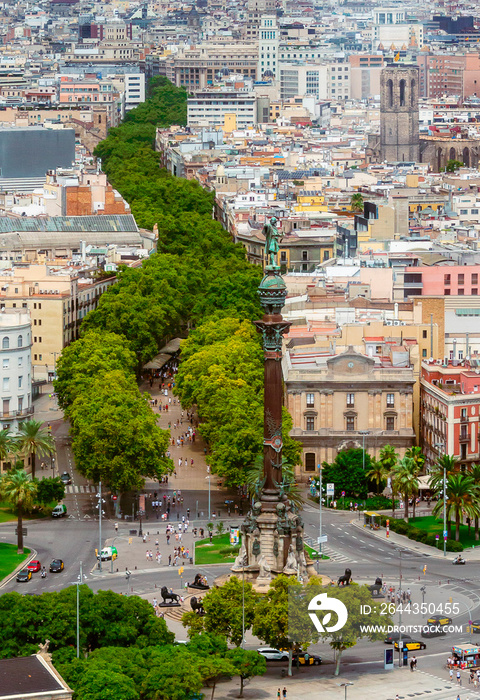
xmin=0 ymin=406 xmax=34 ymax=421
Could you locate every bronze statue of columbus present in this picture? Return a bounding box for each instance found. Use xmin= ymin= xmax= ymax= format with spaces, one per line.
xmin=263 ymin=216 xmax=281 ymax=268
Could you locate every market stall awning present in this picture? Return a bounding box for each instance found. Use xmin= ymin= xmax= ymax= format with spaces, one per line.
xmin=159 ymin=338 xmax=182 ymax=355
xmin=143 ymin=353 xmax=171 ymax=370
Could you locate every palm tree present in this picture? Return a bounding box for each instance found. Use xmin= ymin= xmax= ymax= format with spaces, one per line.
xmin=469 ymin=464 xmax=480 ymax=541
xmin=350 ymin=193 xmax=364 ymax=213
xmin=366 ymin=459 xmax=388 ymax=495
xmin=0 ymin=468 xmax=37 ymax=553
xmin=405 ymin=446 xmax=426 ymax=473
xmin=432 ymin=473 xmax=480 ymax=542
xmin=393 ymin=456 xmax=419 ymax=521
xmin=15 ymin=420 xmax=54 ymax=480
xmin=428 ymin=454 xmax=459 ymax=493
xmin=379 ymin=444 xmax=398 ymax=515
xmin=0 ymin=428 xmax=14 ymax=468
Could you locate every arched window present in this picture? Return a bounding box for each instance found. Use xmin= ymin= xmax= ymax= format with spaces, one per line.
xmin=387 ymin=79 xmax=393 ymax=107
xmin=399 ymin=79 xmax=406 ymax=106
xmin=17 ymin=335 xmax=22 ymax=348
xmin=450 ymin=147 xmax=456 ymax=161
xmin=2 ymin=336 xmax=9 ymax=349
xmin=410 ymin=79 xmax=415 ymax=106
xmin=463 ymin=147 xmax=470 ymax=168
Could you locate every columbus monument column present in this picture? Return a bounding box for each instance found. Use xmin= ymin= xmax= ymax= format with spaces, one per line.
xmin=232 ymin=217 xmax=308 ymax=584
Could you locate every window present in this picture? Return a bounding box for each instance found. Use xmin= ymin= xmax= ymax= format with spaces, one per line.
xmin=306 ymin=393 xmax=314 ymax=407
xmin=305 ymin=453 xmax=316 ymax=472
xmin=2 ymin=358 xmax=8 ymax=369
xmin=473 ymin=288 xmax=478 ymax=295
xmin=17 ymin=335 xmax=22 ymax=348
xmin=444 ymin=274 xmax=451 ymax=285
xmin=422 ymin=348 xmax=427 ymax=357
xmin=18 ymin=376 xmax=22 ymax=388
xmin=386 ymin=393 xmax=395 ymax=407
xmin=302 ymin=251 xmax=308 ymax=261
xmin=461 ymin=407 xmax=467 ymax=419
xmin=423 ymin=330 xmax=427 ymax=339
xmin=458 ymin=289 xmax=465 ymax=295
xmin=346 ymin=416 xmax=355 ymax=431
xmin=386 ymin=416 xmax=395 ymax=431
xmin=473 ymin=273 xmax=478 ymax=285
xmin=280 ymin=251 xmax=287 ymax=262
xmin=445 ymin=289 xmax=451 ymax=295
xmin=18 ymin=357 xmax=22 ymax=366
xmin=2 ymin=399 xmax=9 ymax=415
xmin=2 ymin=378 xmax=9 ymax=391
xmin=306 ymin=416 xmax=315 ymax=431
xmin=458 ymin=273 xmax=465 ymax=285
xmin=2 ymin=337 xmax=9 ymax=349
xmin=346 ymin=393 xmax=354 ymax=407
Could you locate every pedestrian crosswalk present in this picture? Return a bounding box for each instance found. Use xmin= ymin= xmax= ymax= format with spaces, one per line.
xmin=65 ymin=484 xmax=97 ymax=494
xmin=304 ymin=536 xmax=352 ymax=563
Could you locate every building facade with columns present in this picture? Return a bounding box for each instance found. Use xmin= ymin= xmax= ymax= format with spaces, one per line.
xmin=282 ymin=346 xmax=416 ymax=481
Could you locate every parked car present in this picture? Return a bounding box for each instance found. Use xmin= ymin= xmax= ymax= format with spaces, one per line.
xmin=60 ymin=472 xmax=72 ymax=485
xmin=27 ymin=560 xmax=41 ymax=573
xmin=421 ymin=625 xmax=447 ymax=639
xmin=49 ymin=559 xmax=64 ymax=573
xmin=292 ymin=652 xmax=322 ymax=666
xmin=17 ymin=569 xmax=32 ymax=582
xmin=257 ymin=648 xmax=289 ymax=662
xmin=394 ymin=640 xmax=426 ymax=651
xmin=384 ymin=632 xmax=412 ymax=644
xmin=471 ymin=620 xmax=480 ymax=633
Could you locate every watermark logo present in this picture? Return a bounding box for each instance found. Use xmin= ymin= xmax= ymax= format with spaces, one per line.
xmin=308 ymin=593 xmax=348 ymax=633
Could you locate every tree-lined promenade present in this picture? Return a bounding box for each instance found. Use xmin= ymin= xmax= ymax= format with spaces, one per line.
xmin=54 ymin=77 xmax=288 ymax=492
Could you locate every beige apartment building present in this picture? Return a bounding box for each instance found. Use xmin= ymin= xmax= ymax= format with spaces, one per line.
xmin=283 ymin=345 xmax=416 ymax=480
xmin=0 ymin=264 xmax=115 ymax=380
xmin=167 ymin=43 xmax=258 ymax=89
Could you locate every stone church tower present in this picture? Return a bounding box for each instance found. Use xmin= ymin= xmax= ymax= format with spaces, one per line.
xmin=380 ymin=64 xmax=419 ymax=163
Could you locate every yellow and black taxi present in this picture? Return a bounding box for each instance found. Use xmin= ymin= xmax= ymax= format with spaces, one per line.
xmin=394 ymin=639 xmax=427 ymax=651
xmin=49 ymin=559 xmax=64 ymax=573
xmin=16 ymin=569 xmax=32 ymax=583
xmin=427 ymin=615 xmax=453 ymax=627
xmin=292 ymin=652 xmax=322 ymax=666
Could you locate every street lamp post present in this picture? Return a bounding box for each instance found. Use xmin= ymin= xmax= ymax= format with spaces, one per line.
xmin=71 ymin=561 xmax=85 ymax=659
xmin=317 ymin=463 xmax=323 ymax=569
xmin=435 ymin=441 xmax=446 ymax=557
xmin=96 ymin=482 xmax=105 ymax=572
xmin=359 ymin=431 xmax=369 ymax=471
xmin=397 ymin=548 xmax=404 ymax=668
xmin=205 ymin=476 xmax=211 ymax=521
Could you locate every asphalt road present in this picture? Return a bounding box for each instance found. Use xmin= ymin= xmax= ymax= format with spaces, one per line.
xmin=2 ymin=420 xmax=480 ymax=679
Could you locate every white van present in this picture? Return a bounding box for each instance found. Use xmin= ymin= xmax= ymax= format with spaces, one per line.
xmin=52 ymin=504 xmax=67 ymax=518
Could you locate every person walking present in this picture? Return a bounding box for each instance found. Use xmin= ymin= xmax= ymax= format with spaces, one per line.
xmin=277 ymin=691 xmax=281 ymax=700
xmin=412 ymin=655 xmax=417 ymax=671
xmin=410 ymin=659 xmax=414 ymax=672
xmin=282 ymin=688 xmax=287 ymax=699
xmin=457 ymin=670 xmax=462 ymax=685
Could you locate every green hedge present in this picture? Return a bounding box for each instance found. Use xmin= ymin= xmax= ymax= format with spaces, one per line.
xmin=378 ymin=516 xmax=464 ymax=551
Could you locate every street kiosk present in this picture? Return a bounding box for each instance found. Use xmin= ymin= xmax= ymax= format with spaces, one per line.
xmin=452 ymin=644 xmax=480 ymax=669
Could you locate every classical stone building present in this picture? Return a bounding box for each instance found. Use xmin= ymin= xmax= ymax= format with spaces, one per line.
xmin=283 ymin=346 xmax=416 ymax=480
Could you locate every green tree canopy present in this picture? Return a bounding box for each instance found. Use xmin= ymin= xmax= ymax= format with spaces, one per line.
xmin=69 ymin=371 xmax=172 ymax=491
xmin=321 ymin=449 xmax=370 ymax=498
